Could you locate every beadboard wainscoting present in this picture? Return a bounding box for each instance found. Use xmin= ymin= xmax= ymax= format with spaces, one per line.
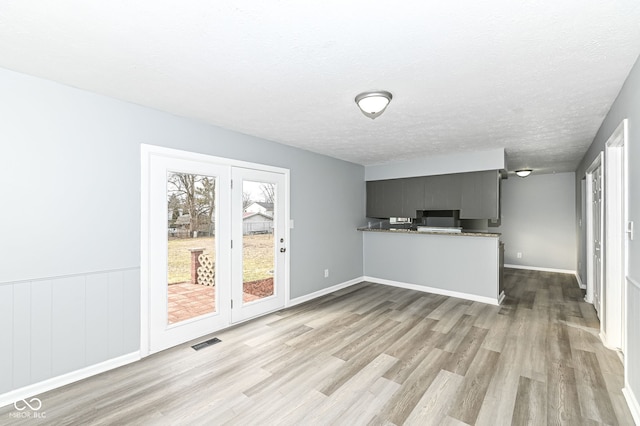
xmin=624 ymin=276 xmax=640 ymax=424
xmin=0 ymin=268 xmax=140 ymax=406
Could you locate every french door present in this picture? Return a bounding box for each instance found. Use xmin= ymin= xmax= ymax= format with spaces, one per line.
xmin=231 ymin=168 xmax=287 ymax=323
xmin=143 ymin=146 xmax=288 ymax=354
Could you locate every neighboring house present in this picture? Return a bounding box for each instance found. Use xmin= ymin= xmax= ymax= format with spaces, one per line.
xmin=171 ymin=213 xmax=215 ymax=237
xmin=243 ymin=211 xmax=273 ymax=234
xmin=245 ymin=202 xmax=273 ymax=216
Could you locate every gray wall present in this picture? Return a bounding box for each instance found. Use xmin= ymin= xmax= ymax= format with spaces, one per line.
xmin=0 ymin=67 xmax=364 ymax=394
xmin=363 ymin=232 xmax=500 ymax=302
xmin=365 ymin=148 xmax=505 ymax=181
xmin=497 ymin=172 xmax=577 ymax=271
xmin=575 ymin=54 xmax=640 ymax=413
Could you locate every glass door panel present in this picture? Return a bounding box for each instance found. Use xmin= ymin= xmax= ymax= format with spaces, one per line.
xmin=166 ymin=172 xmax=217 ymax=324
xmin=242 ymin=180 xmax=275 ymax=304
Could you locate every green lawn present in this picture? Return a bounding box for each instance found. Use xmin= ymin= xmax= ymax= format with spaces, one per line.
xmin=167 ymin=234 xmax=274 ymax=284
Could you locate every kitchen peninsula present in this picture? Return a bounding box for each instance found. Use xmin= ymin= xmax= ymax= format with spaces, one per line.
xmin=360 ymin=227 xmax=505 ymax=305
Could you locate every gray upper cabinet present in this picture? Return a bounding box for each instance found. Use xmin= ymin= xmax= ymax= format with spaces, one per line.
xmin=366 ymin=179 xmax=403 ymax=218
xmin=460 ymin=170 xmax=500 ymax=219
xmin=366 ymin=170 xmax=501 ymax=219
xmin=400 ymin=177 xmax=425 ymax=217
xmin=379 ymin=179 xmax=403 ymax=217
xmin=366 ymin=181 xmax=378 ymax=217
xmin=425 ymin=173 xmax=462 ymax=210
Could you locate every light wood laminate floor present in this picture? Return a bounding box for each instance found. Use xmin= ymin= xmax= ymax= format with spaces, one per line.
xmin=1 ymin=269 xmax=634 ymax=425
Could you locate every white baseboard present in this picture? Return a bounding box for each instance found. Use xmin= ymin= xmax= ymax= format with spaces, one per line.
xmin=597 ymin=329 xmax=623 ymax=353
xmin=363 ymin=276 xmax=501 ymax=306
xmin=506 ymin=264 xmax=584 ymax=289
xmin=504 ymin=264 xmax=577 ymax=275
xmin=623 ymin=385 xmax=640 ymax=426
xmin=0 ymin=352 xmax=140 ymax=409
xmin=574 ymin=273 xmax=586 ymax=289
xmin=287 ymin=277 xmax=362 ymax=307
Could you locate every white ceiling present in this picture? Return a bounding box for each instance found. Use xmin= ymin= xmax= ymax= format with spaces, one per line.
xmin=2 ymin=1 xmax=640 ymax=174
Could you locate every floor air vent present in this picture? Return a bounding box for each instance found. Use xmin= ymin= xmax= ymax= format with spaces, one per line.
xmin=191 ymin=337 xmax=221 ymax=351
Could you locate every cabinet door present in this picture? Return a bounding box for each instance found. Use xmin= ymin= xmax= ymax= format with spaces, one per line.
xmin=444 ymin=173 xmax=463 ymax=209
xmin=424 ymin=174 xmax=462 ymax=210
xmin=460 ymin=170 xmax=500 ymax=219
xmin=366 ymin=181 xmax=378 ymax=217
xmin=366 ymin=179 xmax=403 ymax=218
xmin=460 ymin=173 xmax=481 ymax=218
xmin=425 ymin=175 xmax=446 ymax=209
xmin=480 ymin=170 xmax=500 ymax=219
xmin=401 ymin=177 xmax=425 ymax=217
xmin=378 ymin=179 xmax=403 ymax=217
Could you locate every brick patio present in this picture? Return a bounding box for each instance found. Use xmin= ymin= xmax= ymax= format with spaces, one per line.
xmin=167 ymin=282 xmax=269 ymax=324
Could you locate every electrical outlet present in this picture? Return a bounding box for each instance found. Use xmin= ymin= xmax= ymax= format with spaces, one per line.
xmin=324 ymin=269 xmax=329 ymax=278
xmin=517 ymin=252 xmax=522 ymax=259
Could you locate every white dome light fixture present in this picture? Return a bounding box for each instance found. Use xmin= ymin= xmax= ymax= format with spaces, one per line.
xmin=355 ymin=91 xmax=393 ymax=119
xmin=515 ymin=169 xmax=533 ymax=178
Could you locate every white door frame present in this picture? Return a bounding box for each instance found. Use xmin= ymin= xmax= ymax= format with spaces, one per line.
xmin=140 ymin=144 xmax=291 ymax=357
xmin=585 ymin=152 xmax=603 ymax=307
xmin=603 ymin=119 xmax=628 ymax=352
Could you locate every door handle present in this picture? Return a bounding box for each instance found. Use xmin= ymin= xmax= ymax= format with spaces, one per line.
xmin=280 ymin=248 xmax=286 ymax=253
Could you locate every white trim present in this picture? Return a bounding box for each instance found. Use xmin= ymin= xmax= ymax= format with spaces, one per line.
xmin=504 ymin=264 xmax=577 ymax=275
xmin=283 ymin=175 xmax=292 ymax=308
xmin=140 ymin=145 xmax=151 ymax=357
xmin=575 ymin=272 xmax=586 ymax=290
xmin=623 ymin=386 xmax=640 ymax=425
xmin=289 ymin=275 xmax=505 ymax=308
xmin=363 ymin=276 xmax=501 ymax=306
xmin=603 ymin=119 xmax=628 ymax=352
xmin=598 ymin=330 xmax=618 ymax=350
xmin=0 ymin=352 xmax=140 ymax=409
xmin=0 ymin=266 xmax=140 ymax=287
xmin=287 ymin=277 xmax=362 ymax=307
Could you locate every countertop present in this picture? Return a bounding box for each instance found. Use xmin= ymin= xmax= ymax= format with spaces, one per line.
xmin=357 ymin=227 xmax=501 ymax=238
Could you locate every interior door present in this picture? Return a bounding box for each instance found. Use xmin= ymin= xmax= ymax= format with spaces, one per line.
xmin=231 ymin=168 xmax=287 ymax=323
xmin=592 ymin=164 xmax=603 ymax=318
xmin=148 ymin=155 xmax=231 ymax=353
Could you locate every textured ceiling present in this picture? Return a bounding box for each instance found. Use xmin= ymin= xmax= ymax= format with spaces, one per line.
xmin=1 ymin=1 xmax=640 ymax=174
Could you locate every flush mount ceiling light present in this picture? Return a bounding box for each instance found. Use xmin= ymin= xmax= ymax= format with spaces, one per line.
xmin=515 ymin=169 xmax=533 ymax=178
xmin=355 ymin=91 xmax=393 ymax=119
